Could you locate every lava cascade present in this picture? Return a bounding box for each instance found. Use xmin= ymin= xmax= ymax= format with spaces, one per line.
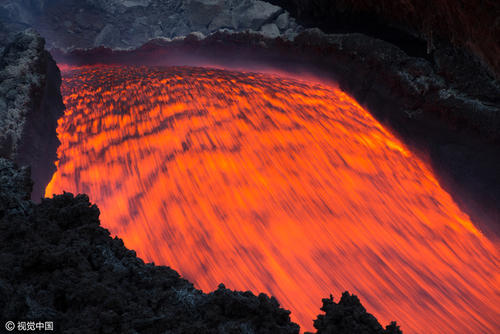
xmin=46 ymin=65 xmax=500 ymax=333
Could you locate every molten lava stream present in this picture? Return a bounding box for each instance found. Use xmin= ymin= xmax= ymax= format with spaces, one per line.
xmin=46 ymin=65 xmax=500 ymax=333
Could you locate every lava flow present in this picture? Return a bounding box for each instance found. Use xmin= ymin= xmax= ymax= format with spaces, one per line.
xmin=46 ymin=65 xmax=499 ymax=333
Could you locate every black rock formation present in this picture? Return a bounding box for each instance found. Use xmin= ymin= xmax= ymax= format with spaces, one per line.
xmin=267 ymin=0 xmax=500 ymax=79
xmin=0 ymin=26 xmax=64 ymax=201
xmin=309 ymin=292 xmax=402 ymax=334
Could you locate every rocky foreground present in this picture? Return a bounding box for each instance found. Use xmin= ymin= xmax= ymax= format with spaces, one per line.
xmin=0 ymin=158 xmax=402 ymax=333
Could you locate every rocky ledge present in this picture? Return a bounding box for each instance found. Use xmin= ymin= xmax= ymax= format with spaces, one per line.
xmin=0 ymin=158 xmax=402 ymax=333
xmin=0 ymin=0 xmax=302 ymax=50
xmin=268 ymin=0 xmax=500 ymax=79
xmin=0 ymin=26 xmax=64 ymax=201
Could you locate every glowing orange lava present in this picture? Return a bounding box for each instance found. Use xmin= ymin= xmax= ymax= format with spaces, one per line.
xmin=46 ymin=65 xmax=500 ymax=333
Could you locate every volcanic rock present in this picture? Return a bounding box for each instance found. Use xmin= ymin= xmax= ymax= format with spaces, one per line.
xmin=311 ymin=292 xmax=402 ymax=334
xmin=275 ymin=12 xmax=289 ymax=30
xmin=260 ymin=23 xmax=280 ymax=38
xmin=233 ymin=0 xmax=282 ymax=30
xmin=267 ymin=0 xmax=500 ymax=79
xmin=0 ymin=27 xmax=64 ymax=201
xmin=0 ymin=0 xmax=298 ymax=51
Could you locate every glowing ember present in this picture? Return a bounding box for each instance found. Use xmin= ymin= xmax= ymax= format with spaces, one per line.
xmin=46 ymin=65 xmax=499 ymax=333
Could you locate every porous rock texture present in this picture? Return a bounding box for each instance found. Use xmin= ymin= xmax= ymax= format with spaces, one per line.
xmin=0 ymin=25 xmax=64 ymax=201
xmin=310 ymin=292 xmax=402 ymax=334
xmin=0 ymin=158 xmax=402 ymax=334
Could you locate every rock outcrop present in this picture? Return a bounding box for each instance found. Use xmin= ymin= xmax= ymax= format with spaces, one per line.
xmin=310 ymin=292 xmax=402 ymax=334
xmin=0 ymin=26 xmax=64 ymax=201
xmin=0 ymin=158 xmax=401 ymax=333
xmin=0 ymin=0 xmax=302 ymax=51
xmin=267 ymin=0 xmax=500 ymax=79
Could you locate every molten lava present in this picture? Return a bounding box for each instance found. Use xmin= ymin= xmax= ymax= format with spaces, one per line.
xmin=46 ymin=65 xmax=499 ymax=333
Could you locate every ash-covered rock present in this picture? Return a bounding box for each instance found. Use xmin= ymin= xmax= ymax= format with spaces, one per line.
xmin=0 ymin=158 xmax=300 ymax=333
xmin=0 ymin=0 xmax=301 ymax=51
xmin=0 ymin=28 xmax=45 ymax=158
xmin=0 ymin=27 xmax=64 ymax=201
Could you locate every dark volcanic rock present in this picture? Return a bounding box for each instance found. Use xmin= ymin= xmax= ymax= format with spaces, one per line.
xmin=0 ymin=158 xmax=300 ymax=333
xmin=0 ymin=26 xmax=64 ymax=201
xmin=267 ymin=0 xmax=500 ymax=79
xmin=0 ymin=0 xmax=301 ymax=51
xmin=310 ymin=292 xmax=402 ymax=334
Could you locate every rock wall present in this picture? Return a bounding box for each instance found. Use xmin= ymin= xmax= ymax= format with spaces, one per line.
xmin=267 ymin=0 xmax=500 ymax=79
xmin=0 ymin=158 xmax=401 ymax=334
xmin=0 ymin=0 xmax=302 ymax=50
xmin=312 ymin=292 xmax=402 ymax=334
xmin=0 ymin=27 xmax=64 ymax=201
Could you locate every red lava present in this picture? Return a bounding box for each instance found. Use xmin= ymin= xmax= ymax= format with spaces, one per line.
xmin=46 ymin=65 xmax=500 ymax=333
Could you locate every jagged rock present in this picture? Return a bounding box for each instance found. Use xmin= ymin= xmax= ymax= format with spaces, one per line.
xmin=0 ymin=28 xmax=45 ymax=159
xmin=0 ymin=0 xmax=298 ymax=50
xmin=94 ymin=24 xmax=121 ymax=47
xmin=311 ymin=292 xmax=402 ymax=334
xmin=0 ymin=159 xmax=33 ymax=217
xmin=233 ymin=0 xmax=282 ymax=30
xmin=275 ymin=12 xmax=289 ymax=30
xmin=208 ymin=9 xmax=237 ymax=32
xmin=0 ymin=28 xmax=64 ymax=201
xmin=260 ymin=23 xmax=280 ymax=38
xmin=185 ymin=0 xmax=225 ymax=30
xmin=267 ymin=0 xmax=500 ymax=79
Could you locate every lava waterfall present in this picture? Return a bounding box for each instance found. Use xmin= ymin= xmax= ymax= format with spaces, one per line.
xmin=46 ymin=65 xmax=499 ymax=333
